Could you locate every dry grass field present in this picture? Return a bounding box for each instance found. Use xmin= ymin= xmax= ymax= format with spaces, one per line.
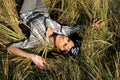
xmin=0 ymin=0 xmax=120 ymax=80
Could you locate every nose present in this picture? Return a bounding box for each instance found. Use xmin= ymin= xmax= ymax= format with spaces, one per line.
xmin=65 ymin=45 xmax=71 ymax=51
xmin=66 ymin=42 xmax=74 ymax=51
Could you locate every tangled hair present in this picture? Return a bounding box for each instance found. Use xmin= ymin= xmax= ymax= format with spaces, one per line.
xmin=48 ymin=32 xmax=83 ymax=56
xmin=68 ymin=33 xmax=83 ymax=45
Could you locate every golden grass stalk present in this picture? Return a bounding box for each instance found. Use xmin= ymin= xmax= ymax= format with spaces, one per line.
xmin=0 ymin=0 xmax=24 ymax=46
xmin=0 ymin=0 xmax=120 ymax=80
xmin=0 ymin=0 xmax=22 ymax=33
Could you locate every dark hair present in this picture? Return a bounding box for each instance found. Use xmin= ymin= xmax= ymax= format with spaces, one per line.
xmin=50 ymin=32 xmax=82 ymax=56
xmin=61 ymin=33 xmax=83 ymax=56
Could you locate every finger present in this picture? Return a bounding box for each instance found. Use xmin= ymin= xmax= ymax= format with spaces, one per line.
xmin=35 ymin=56 xmax=48 ymax=70
xmin=40 ymin=60 xmax=48 ymax=69
xmin=40 ymin=58 xmax=49 ymax=67
xmin=38 ymin=66 xmax=46 ymax=70
xmin=37 ymin=62 xmax=47 ymax=70
xmin=43 ymin=60 xmax=49 ymax=67
xmin=93 ymin=19 xmax=98 ymax=23
xmin=96 ymin=19 xmax=103 ymax=24
xmin=94 ymin=19 xmax=103 ymax=23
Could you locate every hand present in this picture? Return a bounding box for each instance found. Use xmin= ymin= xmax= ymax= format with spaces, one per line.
xmin=92 ymin=19 xmax=104 ymax=29
xmin=30 ymin=54 xmax=48 ymax=70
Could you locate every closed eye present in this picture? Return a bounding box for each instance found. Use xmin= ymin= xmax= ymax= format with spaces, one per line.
xmin=68 ymin=39 xmax=70 ymax=42
xmin=63 ymin=43 xmax=67 ymax=47
xmin=63 ymin=39 xmax=71 ymax=47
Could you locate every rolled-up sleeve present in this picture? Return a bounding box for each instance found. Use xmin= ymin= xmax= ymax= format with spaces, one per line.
xmin=61 ymin=25 xmax=83 ymax=36
xmin=9 ymin=33 xmax=41 ymax=49
xmin=45 ymin=18 xmax=83 ymax=36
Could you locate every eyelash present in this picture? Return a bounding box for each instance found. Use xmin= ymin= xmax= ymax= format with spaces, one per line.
xmin=63 ymin=39 xmax=70 ymax=47
xmin=63 ymin=43 xmax=67 ymax=47
xmin=68 ymin=39 xmax=70 ymax=42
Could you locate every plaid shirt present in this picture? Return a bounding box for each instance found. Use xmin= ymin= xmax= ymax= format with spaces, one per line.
xmin=11 ymin=11 xmax=82 ymax=49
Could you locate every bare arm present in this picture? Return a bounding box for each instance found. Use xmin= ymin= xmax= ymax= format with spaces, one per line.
xmin=7 ymin=46 xmax=48 ymax=70
xmin=7 ymin=46 xmax=32 ymax=58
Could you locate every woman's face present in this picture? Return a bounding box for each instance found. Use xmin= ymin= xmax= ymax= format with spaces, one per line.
xmin=55 ymin=35 xmax=74 ymax=52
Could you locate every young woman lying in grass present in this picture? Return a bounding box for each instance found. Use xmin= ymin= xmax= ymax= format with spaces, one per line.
xmin=7 ymin=0 xmax=104 ymax=70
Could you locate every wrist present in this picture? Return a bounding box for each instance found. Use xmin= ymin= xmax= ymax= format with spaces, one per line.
xmin=27 ymin=53 xmax=35 ymax=60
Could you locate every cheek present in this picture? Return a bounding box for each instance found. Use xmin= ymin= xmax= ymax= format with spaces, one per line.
xmin=56 ymin=42 xmax=64 ymax=51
